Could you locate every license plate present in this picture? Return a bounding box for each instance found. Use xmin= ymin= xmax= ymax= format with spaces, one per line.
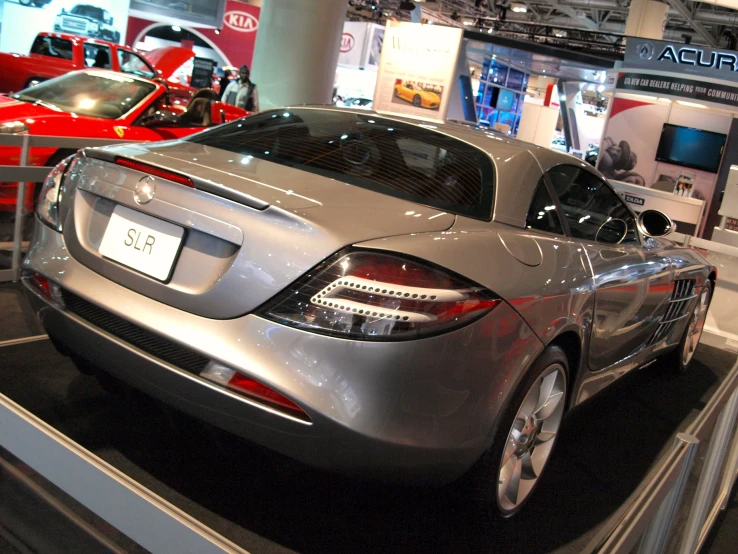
xmin=99 ymin=205 xmax=184 ymax=281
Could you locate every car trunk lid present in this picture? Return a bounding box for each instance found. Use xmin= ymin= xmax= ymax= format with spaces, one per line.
xmin=61 ymin=143 xmax=455 ymax=319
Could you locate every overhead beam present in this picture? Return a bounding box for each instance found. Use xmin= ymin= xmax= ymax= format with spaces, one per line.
xmin=663 ymin=0 xmax=718 ymax=46
xmin=539 ymin=0 xmax=600 ymax=31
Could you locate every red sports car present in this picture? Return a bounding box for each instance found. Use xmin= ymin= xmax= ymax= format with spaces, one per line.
xmin=0 ymin=69 xmax=248 ymax=215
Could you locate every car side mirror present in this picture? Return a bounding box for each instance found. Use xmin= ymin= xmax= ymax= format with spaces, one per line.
xmin=140 ymin=109 xmax=180 ymax=128
xmin=61 ymin=7 xmax=66 ymax=13
xmin=106 ymin=17 xmax=113 ymax=24
xmin=637 ymin=210 xmax=676 ymax=238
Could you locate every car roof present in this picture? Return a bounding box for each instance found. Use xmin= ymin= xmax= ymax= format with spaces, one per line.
xmin=38 ymin=32 xmax=137 ymax=53
xmin=282 ymin=105 xmax=598 ymax=228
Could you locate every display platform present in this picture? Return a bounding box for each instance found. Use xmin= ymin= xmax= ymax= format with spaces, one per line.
xmin=1 ymin=282 xmax=736 ymax=554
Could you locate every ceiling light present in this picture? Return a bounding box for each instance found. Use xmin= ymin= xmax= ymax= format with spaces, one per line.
xmin=488 ymin=28 xmax=494 ymax=33
xmin=676 ymin=100 xmax=706 ymax=108
xmin=511 ymin=3 xmax=527 ymax=12
xmin=172 ymin=25 xmax=181 ymax=32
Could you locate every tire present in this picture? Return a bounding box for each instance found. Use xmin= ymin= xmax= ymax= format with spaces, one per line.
xmin=413 ymin=94 xmax=422 ymax=107
xmin=667 ymin=280 xmax=712 ymax=373
xmin=32 ymin=0 xmax=47 ymax=6
xmin=19 ymin=0 xmax=32 ymax=6
xmin=465 ymin=345 xmax=569 ymax=523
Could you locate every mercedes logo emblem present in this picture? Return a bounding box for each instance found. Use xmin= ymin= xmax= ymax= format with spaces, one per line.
xmin=134 ymin=175 xmax=156 ymax=205
xmin=638 ymin=42 xmax=655 ymax=61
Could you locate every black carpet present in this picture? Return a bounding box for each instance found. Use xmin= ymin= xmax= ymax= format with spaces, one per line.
xmin=1 ymin=284 xmax=737 ymax=553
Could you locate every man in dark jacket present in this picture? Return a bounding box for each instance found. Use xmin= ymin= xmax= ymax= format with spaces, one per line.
xmin=223 ymin=64 xmax=259 ymax=112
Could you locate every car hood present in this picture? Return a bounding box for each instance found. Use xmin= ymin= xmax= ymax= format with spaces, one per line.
xmin=144 ymin=47 xmax=195 ymax=81
xmin=0 ymin=96 xmax=58 ymax=121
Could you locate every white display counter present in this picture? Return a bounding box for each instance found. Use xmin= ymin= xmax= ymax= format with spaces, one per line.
xmin=713 ymin=165 xmax=738 ymax=248
xmin=609 ymin=179 xmax=706 ymax=236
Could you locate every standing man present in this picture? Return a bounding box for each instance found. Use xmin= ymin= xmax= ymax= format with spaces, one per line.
xmin=223 ymin=65 xmax=259 ymax=112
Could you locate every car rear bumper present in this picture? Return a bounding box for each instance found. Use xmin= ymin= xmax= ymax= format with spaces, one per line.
xmin=23 ymin=221 xmax=544 ymax=484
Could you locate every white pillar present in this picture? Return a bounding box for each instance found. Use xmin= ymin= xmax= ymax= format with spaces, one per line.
xmin=624 ymin=0 xmax=669 ymax=40
xmin=250 ymin=0 xmax=348 ymax=110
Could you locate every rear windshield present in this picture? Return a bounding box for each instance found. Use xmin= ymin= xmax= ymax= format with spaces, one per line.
xmin=186 ymin=109 xmax=495 ymax=219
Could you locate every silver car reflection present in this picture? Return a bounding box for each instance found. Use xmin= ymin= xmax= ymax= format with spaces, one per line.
xmin=23 ymin=107 xmax=715 ymax=519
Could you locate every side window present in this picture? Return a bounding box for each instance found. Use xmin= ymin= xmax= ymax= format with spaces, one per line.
xmin=30 ymin=36 xmax=73 ymax=60
xmin=547 ymin=165 xmax=639 ymax=244
xmin=84 ymin=43 xmax=111 ymax=69
xmin=526 ymin=178 xmax=564 ymax=235
xmin=117 ymin=50 xmax=156 ymax=79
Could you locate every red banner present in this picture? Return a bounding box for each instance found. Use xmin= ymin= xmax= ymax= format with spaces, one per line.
xmin=126 ymin=0 xmax=260 ymax=69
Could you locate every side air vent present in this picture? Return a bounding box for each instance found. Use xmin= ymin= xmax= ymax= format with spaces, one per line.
xmin=646 ymin=279 xmax=696 ymax=347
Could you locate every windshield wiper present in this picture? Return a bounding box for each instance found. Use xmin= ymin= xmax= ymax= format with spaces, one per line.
xmin=33 ymin=99 xmax=61 ymax=111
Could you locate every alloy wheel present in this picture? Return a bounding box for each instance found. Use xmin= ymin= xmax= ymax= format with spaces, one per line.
xmin=497 ymin=363 xmax=567 ymax=514
xmin=682 ymin=285 xmax=710 ymax=367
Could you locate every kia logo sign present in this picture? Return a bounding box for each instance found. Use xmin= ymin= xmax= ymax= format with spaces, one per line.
xmin=224 ymin=11 xmax=259 ymax=33
xmin=340 ymin=33 xmax=355 ymax=53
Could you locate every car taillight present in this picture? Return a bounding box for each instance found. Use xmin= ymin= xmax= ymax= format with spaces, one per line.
xmin=260 ymin=249 xmax=501 ymax=340
xmin=37 ymin=154 xmax=77 ymax=231
xmin=200 ymin=362 xmax=309 ymax=421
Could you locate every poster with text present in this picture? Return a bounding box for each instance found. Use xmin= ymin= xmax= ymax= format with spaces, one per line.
xmin=373 ymin=21 xmax=462 ymax=123
xmin=596 ymin=97 xmax=669 ymax=187
xmin=1 ymin=0 xmax=130 ymax=54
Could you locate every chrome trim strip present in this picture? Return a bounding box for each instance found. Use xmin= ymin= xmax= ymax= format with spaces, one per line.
xmin=0 ymin=335 xmax=49 ymax=348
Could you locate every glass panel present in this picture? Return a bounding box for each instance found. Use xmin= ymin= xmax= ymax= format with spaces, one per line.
xmin=526 ymin=179 xmax=564 ymax=235
xmin=548 ymin=165 xmax=639 ymax=244
xmin=117 ymin=50 xmax=156 ymax=79
xmin=188 ymin=109 xmax=496 ymax=219
xmin=83 ymin=43 xmax=111 ymax=69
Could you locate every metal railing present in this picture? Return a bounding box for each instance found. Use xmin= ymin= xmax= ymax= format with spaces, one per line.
xmin=584 ymin=355 xmax=738 ymax=553
xmin=584 ymin=232 xmax=738 ymax=553
xmin=0 ymin=134 xmax=135 ymax=283
xmin=0 ymin=391 xmax=249 ymax=554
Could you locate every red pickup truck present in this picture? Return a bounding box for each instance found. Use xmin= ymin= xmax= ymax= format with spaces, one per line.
xmin=0 ymin=32 xmax=195 ymax=103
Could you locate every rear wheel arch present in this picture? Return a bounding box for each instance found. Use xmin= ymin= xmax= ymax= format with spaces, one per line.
xmin=548 ymin=330 xmax=583 ymax=409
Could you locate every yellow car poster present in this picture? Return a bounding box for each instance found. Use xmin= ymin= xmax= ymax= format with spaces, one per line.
xmin=392 ymin=80 xmax=443 ymax=111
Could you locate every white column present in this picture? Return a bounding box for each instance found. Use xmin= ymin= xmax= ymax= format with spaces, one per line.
xmin=250 ymin=0 xmax=348 ymax=110
xmin=624 ymin=0 xmax=669 ymax=40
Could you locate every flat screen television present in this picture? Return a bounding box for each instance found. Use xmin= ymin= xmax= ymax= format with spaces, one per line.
xmin=655 ymin=124 xmax=727 ymax=173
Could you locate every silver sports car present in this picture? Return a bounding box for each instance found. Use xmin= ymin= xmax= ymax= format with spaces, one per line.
xmin=24 ymin=107 xmax=714 ymax=519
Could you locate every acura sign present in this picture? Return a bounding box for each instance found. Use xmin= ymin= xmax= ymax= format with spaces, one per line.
xmin=626 ymin=39 xmax=738 ymax=83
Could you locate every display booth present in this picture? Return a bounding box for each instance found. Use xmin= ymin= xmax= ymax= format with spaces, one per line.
xmin=127 ymin=0 xmax=260 ymax=70
xmin=333 ymin=21 xmax=384 ymax=107
xmin=598 ymin=38 xmax=738 ymax=238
